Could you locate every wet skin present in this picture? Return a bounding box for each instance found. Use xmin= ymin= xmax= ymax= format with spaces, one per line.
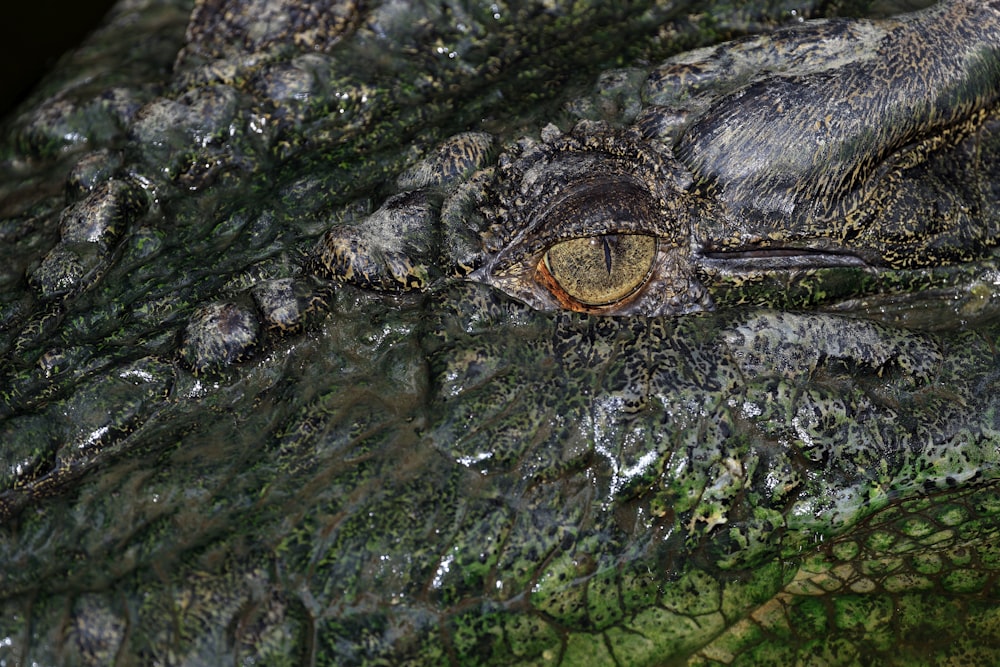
xmin=2 ymin=0 xmax=1000 ymax=664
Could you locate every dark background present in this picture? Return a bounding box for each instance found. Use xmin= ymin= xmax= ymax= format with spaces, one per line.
xmin=0 ymin=0 xmax=118 ymax=119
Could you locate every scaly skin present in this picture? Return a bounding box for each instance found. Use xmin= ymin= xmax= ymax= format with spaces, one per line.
xmin=3 ymin=0 xmax=1000 ymax=665
xmin=317 ymin=0 xmax=1000 ymax=317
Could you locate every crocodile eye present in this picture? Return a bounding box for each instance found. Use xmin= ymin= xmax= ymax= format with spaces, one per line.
xmin=539 ymin=234 xmax=657 ymax=308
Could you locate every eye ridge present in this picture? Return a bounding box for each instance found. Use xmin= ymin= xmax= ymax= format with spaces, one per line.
xmin=540 ymin=233 xmax=657 ymax=309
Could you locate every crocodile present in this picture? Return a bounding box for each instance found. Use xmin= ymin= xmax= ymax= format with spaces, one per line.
xmin=2 ymin=0 xmax=1000 ymax=664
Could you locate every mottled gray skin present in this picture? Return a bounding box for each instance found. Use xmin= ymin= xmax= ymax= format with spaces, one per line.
xmin=2 ymin=0 xmax=1000 ymax=665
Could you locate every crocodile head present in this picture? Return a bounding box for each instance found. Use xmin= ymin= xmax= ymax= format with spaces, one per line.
xmin=2 ymin=0 xmax=1000 ymax=664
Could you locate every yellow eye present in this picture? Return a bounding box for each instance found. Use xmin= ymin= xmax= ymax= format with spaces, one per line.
xmin=540 ymin=234 xmax=656 ymax=308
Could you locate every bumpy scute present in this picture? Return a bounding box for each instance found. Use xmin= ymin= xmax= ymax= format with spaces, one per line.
xmin=316 ymin=191 xmax=437 ymax=291
xmin=179 ymin=302 xmax=260 ymax=374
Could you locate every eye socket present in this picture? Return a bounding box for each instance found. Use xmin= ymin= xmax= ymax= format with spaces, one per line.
xmin=539 ymin=234 xmax=657 ymax=308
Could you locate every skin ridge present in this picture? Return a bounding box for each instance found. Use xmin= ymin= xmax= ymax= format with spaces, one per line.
xmin=675 ymin=0 xmax=1000 ymax=254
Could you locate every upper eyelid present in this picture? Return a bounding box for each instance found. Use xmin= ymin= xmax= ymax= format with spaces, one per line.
xmin=493 ymin=182 xmax=666 ymax=270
